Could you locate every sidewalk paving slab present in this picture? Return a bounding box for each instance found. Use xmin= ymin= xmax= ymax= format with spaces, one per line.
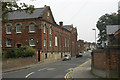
xmin=68 ymin=59 xmax=99 ymax=79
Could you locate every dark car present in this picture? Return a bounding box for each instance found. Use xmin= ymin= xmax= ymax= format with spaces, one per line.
xmin=76 ymin=52 xmax=83 ymax=58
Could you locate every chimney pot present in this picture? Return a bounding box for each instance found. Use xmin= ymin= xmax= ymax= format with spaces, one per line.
xmin=59 ymin=21 xmax=63 ymax=26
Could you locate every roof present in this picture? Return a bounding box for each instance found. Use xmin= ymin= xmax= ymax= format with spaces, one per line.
xmin=106 ymin=25 xmax=120 ymax=35
xmin=62 ymin=25 xmax=72 ymax=31
xmin=7 ymin=8 xmax=46 ymax=20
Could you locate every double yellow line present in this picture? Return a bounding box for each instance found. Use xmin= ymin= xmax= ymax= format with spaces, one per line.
xmin=64 ymin=59 xmax=91 ymax=80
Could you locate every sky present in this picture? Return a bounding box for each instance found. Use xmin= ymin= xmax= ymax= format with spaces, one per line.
xmin=18 ymin=0 xmax=119 ymax=42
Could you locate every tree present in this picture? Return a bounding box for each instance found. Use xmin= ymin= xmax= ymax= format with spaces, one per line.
xmin=0 ymin=0 xmax=35 ymax=22
xmin=96 ymin=13 xmax=118 ymax=46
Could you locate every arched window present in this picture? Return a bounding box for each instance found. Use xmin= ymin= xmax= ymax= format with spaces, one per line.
xmin=16 ymin=24 xmax=22 ymax=33
xmin=29 ymin=38 xmax=35 ymax=46
xmin=6 ymin=24 xmax=11 ymax=34
xmin=6 ymin=38 xmax=12 ymax=47
xmin=29 ymin=23 xmax=35 ymax=32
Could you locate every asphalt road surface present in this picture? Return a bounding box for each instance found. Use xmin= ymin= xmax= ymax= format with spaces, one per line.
xmin=2 ymin=51 xmax=91 ymax=78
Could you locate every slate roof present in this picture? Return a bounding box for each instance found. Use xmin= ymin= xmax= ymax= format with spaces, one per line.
xmin=106 ymin=25 xmax=120 ymax=35
xmin=62 ymin=25 xmax=72 ymax=31
xmin=7 ymin=8 xmax=46 ymax=20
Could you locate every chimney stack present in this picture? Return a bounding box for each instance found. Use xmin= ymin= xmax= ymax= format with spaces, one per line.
xmin=59 ymin=21 xmax=63 ymax=26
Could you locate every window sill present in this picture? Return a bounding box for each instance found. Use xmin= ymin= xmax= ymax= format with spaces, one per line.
xmin=6 ymin=33 xmax=12 ymax=34
xmin=30 ymin=45 xmax=36 ymax=47
xmin=28 ymin=31 xmax=36 ymax=33
xmin=5 ymin=46 xmax=12 ymax=48
xmin=16 ymin=32 xmax=22 ymax=34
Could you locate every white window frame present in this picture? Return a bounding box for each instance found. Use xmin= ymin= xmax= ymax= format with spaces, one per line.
xmin=68 ymin=39 xmax=69 ymax=47
xmin=29 ymin=23 xmax=35 ymax=33
xmin=16 ymin=24 xmax=22 ymax=33
xmin=65 ymin=38 xmax=67 ymax=47
xmin=47 ymin=12 xmax=50 ymax=19
xmin=6 ymin=39 xmax=12 ymax=47
xmin=50 ymin=40 xmax=52 ymax=47
xmin=43 ymin=24 xmax=46 ymax=33
xmin=55 ymin=36 xmax=58 ymax=47
xmin=44 ymin=39 xmax=46 ymax=47
xmin=49 ymin=28 xmax=52 ymax=35
xmin=29 ymin=38 xmax=35 ymax=46
xmin=6 ymin=24 xmax=12 ymax=34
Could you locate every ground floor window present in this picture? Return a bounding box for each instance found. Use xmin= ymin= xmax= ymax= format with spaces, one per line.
xmin=29 ymin=38 xmax=35 ymax=46
xmin=6 ymin=38 xmax=12 ymax=47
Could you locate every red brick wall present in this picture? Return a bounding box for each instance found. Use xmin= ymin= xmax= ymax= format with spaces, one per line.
xmin=92 ymin=46 xmax=120 ymax=70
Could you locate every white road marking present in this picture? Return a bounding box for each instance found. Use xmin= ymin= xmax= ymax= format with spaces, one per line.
xmin=25 ymin=72 xmax=34 ymax=78
xmin=47 ymin=68 xmax=55 ymax=70
xmin=38 ymin=67 xmax=48 ymax=71
xmin=66 ymin=68 xmax=73 ymax=72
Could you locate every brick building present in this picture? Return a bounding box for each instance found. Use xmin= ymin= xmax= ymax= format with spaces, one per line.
xmin=59 ymin=22 xmax=78 ymax=56
xmin=77 ymin=39 xmax=84 ymax=53
xmin=2 ymin=5 xmax=77 ymax=62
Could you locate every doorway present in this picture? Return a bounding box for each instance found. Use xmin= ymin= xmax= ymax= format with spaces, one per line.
xmin=17 ymin=44 xmax=21 ymax=48
xmin=38 ymin=50 xmax=40 ymax=62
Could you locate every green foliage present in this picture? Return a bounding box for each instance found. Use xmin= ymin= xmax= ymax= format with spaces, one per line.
xmin=1 ymin=1 xmax=35 ymax=22
xmin=2 ymin=46 xmax=35 ymax=59
xmin=96 ymin=13 xmax=118 ymax=45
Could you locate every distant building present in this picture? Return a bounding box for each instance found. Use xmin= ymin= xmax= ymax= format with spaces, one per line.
xmin=77 ymin=39 xmax=84 ymax=53
xmin=59 ymin=22 xmax=78 ymax=56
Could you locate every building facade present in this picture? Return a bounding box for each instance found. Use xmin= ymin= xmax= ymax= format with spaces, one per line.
xmin=2 ymin=5 xmax=77 ymax=62
xmin=77 ymin=39 xmax=85 ymax=53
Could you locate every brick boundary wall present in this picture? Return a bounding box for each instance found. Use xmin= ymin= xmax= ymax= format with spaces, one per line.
xmin=2 ymin=52 xmax=71 ymax=71
xmin=91 ymin=46 xmax=120 ymax=78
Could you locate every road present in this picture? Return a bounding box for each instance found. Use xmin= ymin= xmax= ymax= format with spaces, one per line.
xmin=2 ymin=51 xmax=91 ymax=78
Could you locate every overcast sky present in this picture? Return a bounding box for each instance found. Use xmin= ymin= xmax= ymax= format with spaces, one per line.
xmin=18 ymin=0 xmax=119 ymax=42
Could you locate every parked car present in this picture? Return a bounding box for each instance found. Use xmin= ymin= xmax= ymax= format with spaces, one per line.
xmin=62 ymin=54 xmax=71 ymax=61
xmin=76 ymin=52 xmax=83 ymax=58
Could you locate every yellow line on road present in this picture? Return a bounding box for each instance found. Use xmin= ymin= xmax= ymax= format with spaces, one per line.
xmin=64 ymin=59 xmax=91 ymax=80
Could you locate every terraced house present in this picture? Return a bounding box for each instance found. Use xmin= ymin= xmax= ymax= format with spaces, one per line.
xmin=2 ymin=5 xmax=78 ymax=62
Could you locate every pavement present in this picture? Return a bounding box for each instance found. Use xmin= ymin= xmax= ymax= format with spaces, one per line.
xmin=65 ymin=59 xmax=99 ymax=79
xmin=2 ymin=58 xmax=63 ymax=74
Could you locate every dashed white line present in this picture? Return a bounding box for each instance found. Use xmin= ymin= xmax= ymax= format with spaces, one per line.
xmin=47 ymin=68 xmax=55 ymax=70
xmin=38 ymin=67 xmax=48 ymax=71
xmin=25 ymin=72 xmax=35 ymax=78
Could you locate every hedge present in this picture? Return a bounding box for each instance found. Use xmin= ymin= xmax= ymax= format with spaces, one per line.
xmin=2 ymin=46 xmax=35 ymax=59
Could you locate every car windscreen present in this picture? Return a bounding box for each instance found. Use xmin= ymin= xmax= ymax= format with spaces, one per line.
xmin=64 ymin=55 xmax=68 ymax=57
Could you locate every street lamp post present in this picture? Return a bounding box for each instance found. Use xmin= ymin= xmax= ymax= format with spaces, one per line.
xmin=92 ymin=29 xmax=96 ymax=48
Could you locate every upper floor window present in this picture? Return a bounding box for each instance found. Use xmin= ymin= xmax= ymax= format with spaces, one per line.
xmin=6 ymin=24 xmax=11 ymax=34
xmin=65 ymin=38 xmax=67 ymax=47
xmin=43 ymin=24 xmax=46 ymax=33
xmin=16 ymin=24 xmax=22 ymax=33
xmin=29 ymin=38 xmax=35 ymax=46
xmin=49 ymin=28 xmax=52 ymax=35
xmin=47 ymin=12 xmax=50 ymax=19
xmin=29 ymin=23 xmax=35 ymax=32
xmin=55 ymin=36 xmax=58 ymax=47
xmin=68 ymin=39 xmax=69 ymax=47
xmin=6 ymin=38 xmax=12 ymax=47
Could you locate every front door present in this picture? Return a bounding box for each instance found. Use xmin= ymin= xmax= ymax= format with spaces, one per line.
xmin=17 ymin=44 xmax=21 ymax=48
xmin=38 ymin=50 xmax=40 ymax=62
